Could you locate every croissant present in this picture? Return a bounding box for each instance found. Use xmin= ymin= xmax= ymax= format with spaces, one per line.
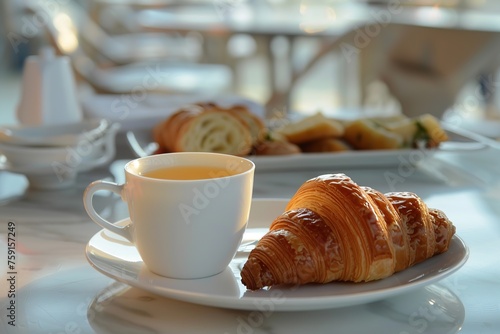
xmin=240 ymin=173 xmax=456 ymax=290
xmin=228 ymin=104 xmax=267 ymax=145
xmin=153 ymin=103 xmax=253 ymax=156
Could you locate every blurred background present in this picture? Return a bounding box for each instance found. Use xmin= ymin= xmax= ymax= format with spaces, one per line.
xmin=1 ymin=0 xmax=500 ymax=137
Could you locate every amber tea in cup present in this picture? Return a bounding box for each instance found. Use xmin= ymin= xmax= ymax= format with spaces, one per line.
xmin=142 ymin=165 xmax=239 ymax=180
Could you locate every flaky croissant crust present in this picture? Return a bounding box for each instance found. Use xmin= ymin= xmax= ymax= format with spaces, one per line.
xmin=153 ymin=103 xmax=253 ymax=156
xmin=241 ymin=174 xmax=455 ymax=290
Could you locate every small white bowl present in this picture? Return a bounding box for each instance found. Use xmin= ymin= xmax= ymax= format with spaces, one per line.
xmin=0 ymin=121 xmax=120 ymax=190
xmin=0 ymin=118 xmax=109 ymax=147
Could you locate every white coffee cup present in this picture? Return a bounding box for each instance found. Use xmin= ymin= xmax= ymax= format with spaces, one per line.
xmin=83 ymin=152 xmax=255 ymax=279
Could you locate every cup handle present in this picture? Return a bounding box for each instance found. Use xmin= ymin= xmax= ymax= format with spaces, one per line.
xmin=83 ymin=180 xmax=133 ymax=242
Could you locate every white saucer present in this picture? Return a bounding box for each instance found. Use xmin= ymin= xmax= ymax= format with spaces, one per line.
xmin=85 ymin=199 xmax=469 ymax=311
xmin=0 ymin=156 xmax=78 ymax=190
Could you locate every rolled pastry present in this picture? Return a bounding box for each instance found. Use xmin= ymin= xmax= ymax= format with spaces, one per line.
xmin=155 ymin=104 xmax=253 ymax=156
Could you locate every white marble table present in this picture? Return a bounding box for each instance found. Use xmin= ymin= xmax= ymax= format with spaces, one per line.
xmin=1 ymin=145 xmax=500 ymax=333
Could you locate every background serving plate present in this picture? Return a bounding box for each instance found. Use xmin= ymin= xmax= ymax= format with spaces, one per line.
xmin=126 ymin=123 xmax=487 ymax=171
xmin=86 ymin=199 xmax=469 ymax=312
xmin=83 ymin=93 xmax=489 ymax=170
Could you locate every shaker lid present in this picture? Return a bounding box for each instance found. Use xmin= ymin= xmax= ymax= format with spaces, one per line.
xmin=39 ymin=46 xmax=56 ymax=61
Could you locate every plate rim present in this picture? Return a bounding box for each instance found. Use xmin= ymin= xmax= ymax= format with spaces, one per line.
xmin=85 ymin=198 xmax=469 ymax=311
xmin=127 ymin=125 xmax=487 ymax=171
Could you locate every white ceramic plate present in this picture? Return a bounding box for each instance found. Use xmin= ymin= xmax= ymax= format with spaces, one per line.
xmin=247 ymin=149 xmax=437 ymax=170
xmin=126 ymin=124 xmax=487 ymax=171
xmin=86 ymin=199 xmax=469 ymax=311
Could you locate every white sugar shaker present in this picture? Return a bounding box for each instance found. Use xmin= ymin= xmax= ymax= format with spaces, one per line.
xmin=16 ymin=47 xmax=82 ymax=125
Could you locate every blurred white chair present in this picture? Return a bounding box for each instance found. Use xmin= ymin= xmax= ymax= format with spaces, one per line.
xmin=27 ymin=1 xmax=232 ymax=95
xmin=75 ymin=5 xmax=203 ymax=66
xmin=371 ymin=24 xmax=500 ymax=118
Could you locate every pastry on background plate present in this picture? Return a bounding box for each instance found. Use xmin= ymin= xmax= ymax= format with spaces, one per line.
xmin=276 ymin=112 xmax=344 ymax=145
xmin=299 ymin=137 xmax=352 ymax=153
xmin=253 ymin=140 xmax=301 ymax=156
xmin=153 ymin=103 xmax=254 ymax=156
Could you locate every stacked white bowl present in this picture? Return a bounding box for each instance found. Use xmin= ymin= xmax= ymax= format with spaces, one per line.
xmin=0 ymin=119 xmax=119 ymax=190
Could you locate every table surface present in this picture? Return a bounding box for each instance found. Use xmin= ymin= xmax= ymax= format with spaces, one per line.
xmin=1 ymin=136 xmax=499 ymax=333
